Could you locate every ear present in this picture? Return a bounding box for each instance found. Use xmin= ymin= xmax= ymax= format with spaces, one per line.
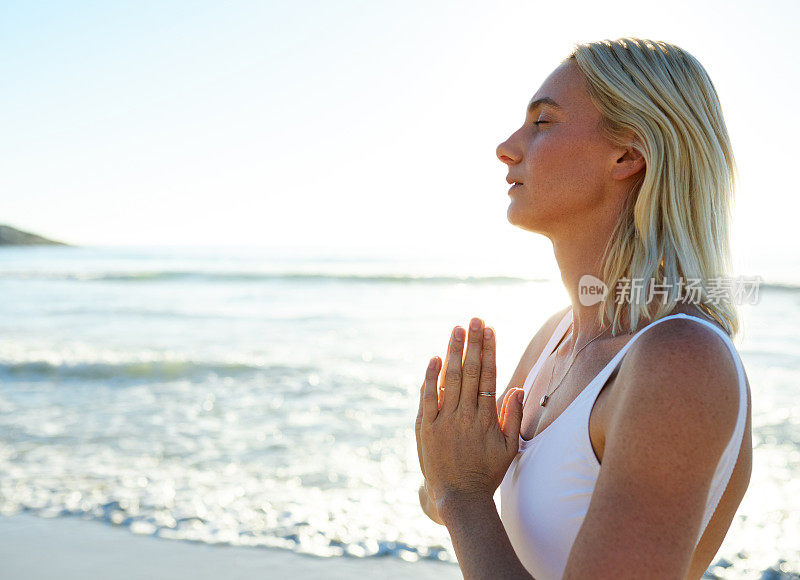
xmin=610 ymin=143 xmax=645 ymax=181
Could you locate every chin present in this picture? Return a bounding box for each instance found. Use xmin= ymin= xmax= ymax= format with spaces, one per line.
xmin=506 ymin=201 xmax=529 ymax=228
xmin=507 ymin=203 xmax=548 ymax=235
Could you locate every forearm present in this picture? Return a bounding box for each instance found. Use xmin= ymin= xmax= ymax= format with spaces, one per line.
xmin=438 ymin=493 xmax=535 ymax=580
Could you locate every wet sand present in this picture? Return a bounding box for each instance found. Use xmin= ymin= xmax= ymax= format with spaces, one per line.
xmin=0 ymin=513 xmax=463 ymax=580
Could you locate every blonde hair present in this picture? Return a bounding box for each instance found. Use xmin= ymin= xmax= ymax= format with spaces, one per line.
xmin=565 ymin=38 xmax=740 ymax=339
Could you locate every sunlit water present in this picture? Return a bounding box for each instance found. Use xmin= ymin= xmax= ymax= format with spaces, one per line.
xmin=0 ymin=245 xmax=797 ymax=578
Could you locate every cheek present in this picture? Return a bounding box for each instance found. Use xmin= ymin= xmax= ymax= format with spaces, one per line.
xmin=524 ymin=140 xmax=577 ymax=194
xmin=527 ymin=133 xmax=604 ymax=194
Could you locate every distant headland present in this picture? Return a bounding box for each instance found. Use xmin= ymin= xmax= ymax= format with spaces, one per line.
xmin=0 ymin=225 xmax=68 ymax=246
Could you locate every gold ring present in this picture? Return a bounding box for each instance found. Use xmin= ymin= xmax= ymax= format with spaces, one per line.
xmin=477 ymin=391 xmax=495 ymax=397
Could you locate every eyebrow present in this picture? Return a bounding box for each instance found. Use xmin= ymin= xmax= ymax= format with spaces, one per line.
xmin=527 ymin=97 xmax=562 ymax=114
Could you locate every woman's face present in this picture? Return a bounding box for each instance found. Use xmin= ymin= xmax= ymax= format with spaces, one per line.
xmin=496 ymin=60 xmax=620 ymax=237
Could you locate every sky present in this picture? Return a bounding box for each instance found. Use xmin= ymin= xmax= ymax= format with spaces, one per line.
xmin=1 ymin=0 xmax=798 ymax=277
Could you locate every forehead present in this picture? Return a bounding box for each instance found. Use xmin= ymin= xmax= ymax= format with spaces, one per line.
xmin=527 ymin=60 xmax=594 ymax=115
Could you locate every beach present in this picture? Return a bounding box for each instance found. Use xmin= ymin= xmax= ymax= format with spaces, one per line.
xmin=0 ymin=245 xmax=798 ymax=579
xmin=0 ymin=512 xmax=461 ymax=579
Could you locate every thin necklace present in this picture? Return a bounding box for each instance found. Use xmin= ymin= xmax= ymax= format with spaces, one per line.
xmin=539 ymin=321 xmax=610 ymax=407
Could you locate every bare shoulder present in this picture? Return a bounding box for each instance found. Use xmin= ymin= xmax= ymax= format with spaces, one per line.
xmin=496 ymin=304 xmax=571 ymax=414
xmin=564 ymin=317 xmax=748 ymax=577
xmin=612 ymin=315 xmax=743 ymax=456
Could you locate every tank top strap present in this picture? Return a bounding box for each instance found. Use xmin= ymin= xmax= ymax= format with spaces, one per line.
xmin=582 ymin=312 xmax=746 ymax=404
xmin=573 ymin=312 xmax=696 ymax=403
xmin=521 ymin=308 xmax=574 ymax=406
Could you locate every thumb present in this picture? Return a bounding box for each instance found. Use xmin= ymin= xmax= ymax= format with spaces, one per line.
xmin=502 ymin=388 xmax=525 ymax=440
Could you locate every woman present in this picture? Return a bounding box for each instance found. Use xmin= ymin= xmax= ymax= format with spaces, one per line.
xmin=415 ymin=38 xmax=752 ymax=579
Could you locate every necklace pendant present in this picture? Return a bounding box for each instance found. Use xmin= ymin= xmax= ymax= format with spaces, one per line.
xmin=540 ymin=394 xmax=549 ymax=407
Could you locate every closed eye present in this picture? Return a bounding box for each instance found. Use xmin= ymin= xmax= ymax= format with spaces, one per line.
xmin=534 ymin=121 xmax=548 ymax=126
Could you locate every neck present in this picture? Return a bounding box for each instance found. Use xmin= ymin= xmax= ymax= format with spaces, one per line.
xmin=551 ymin=224 xmax=635 ymax=344
xmin=553 ymin=231 xmax=679 ymax=344
xmin=548 ymin=183 xmax=659 ymax=343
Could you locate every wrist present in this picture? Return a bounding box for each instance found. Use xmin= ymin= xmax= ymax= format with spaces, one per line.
xmin=435 ymin=489 xmax=495 ymax=526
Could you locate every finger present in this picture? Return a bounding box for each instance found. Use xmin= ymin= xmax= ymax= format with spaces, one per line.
xmin=459 ymin=317 xmax=484 ymax=413
xmin=440 ymin=326 xmax=465 ymax=415
xmin=422 ymin=356 xmax=441 ymax=424
xmin=477 ymin=326 xmax=497 ymax=417
xmin=438 ymin=372 xmax=444 ymax=411
xmin=502 ymin=388 xmax=525 ymax=442
xmin=416 ymin=382 xmax=424 ymax=425
xmin=416 ymin=382 xmax=426 ymax=476
xmin=499 ymin=387 xmax=518 ymax=433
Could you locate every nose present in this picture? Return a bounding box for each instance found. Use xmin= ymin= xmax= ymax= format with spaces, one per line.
xmin=496 ymin=133 xmax=520 ymax=166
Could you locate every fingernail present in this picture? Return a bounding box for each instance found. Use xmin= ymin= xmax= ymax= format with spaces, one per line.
xmin=454 ymin=327 xmax=465 ymax=341
xmin=484 ymin=327 xmax=493 ymax=340
xmin=470 ymin=318 xmax=481 ymax=331
xmin=428 ymin=358 xmax=436 ymax=370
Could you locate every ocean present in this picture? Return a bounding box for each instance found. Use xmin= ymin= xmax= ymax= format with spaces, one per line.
xmin=0 ymin=245 xmax=797 ymax=578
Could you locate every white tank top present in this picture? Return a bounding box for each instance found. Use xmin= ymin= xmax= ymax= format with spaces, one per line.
xmin=499 ymin=308 xmax=749 ymax=580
